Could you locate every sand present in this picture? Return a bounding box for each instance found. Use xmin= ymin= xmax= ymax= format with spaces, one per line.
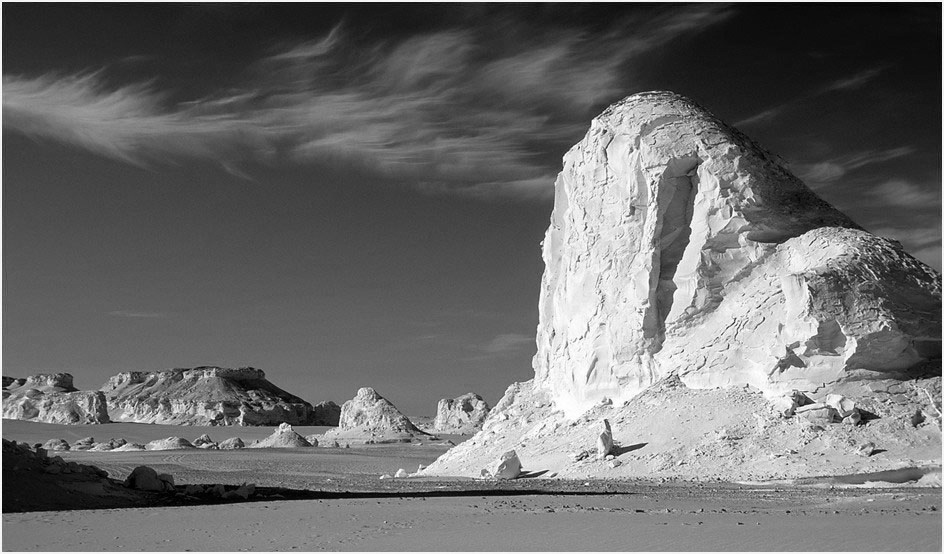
xmin=4 ymin=487 xmax=941 ymax=551
xmin=3 ymin=419 xmax=941 ymax=551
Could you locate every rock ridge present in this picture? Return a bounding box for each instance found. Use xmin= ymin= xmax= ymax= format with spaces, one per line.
xmin=101 ymin=366 xmax=325 ymax=426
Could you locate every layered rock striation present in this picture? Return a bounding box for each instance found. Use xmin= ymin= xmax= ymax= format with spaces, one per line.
xmin=101 ymin=366 xmax=323 ymax=426
xmin=2 ymin=373 xmax=109 ymax=424
xmin=425 ymin=91 xmax=941 ymax=479
xmin=433 ymin=393 xmax=490 ymax=434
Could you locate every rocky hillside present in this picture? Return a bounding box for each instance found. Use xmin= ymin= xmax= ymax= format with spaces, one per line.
xmin=2 ymin=373 xmax=109 ymax=424
xmin=424 ymin=91 xmax=941 ymax=480
xmin=101 ymin=366 xmax=333 ymax=426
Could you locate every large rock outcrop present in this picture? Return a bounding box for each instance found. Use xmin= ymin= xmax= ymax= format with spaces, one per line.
xmin=322 ymin=387 xmax=429 ymax=443
xmin=424 ymin=91 xmax=941 ymax=480
xmin=101 ymin=366 xmax=320 ymax=426
xmin=2 ymin=373 xmax=110 ymax=424
xmin=433 ymin=393 xmax=490 ymax=434
xmin=533 ymin=91 xmax=939 ymax=414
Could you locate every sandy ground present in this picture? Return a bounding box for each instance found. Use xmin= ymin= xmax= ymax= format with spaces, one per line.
xmin=4 ymin=485 xmax=941 ymax=551
xmin=3 ymin=419 xmax=942 ymax=551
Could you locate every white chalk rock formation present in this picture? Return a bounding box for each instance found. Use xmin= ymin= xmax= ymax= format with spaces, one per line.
xmin=488 ymin=450 xmax=523 ymax=480
xmin=533 ymin=91 xmax=940 ymax=414
xmin=218 ymin=437 xmax=245 ymax=450
xmin=433 ymin=393 xmax=490 ymax=434
xmin=2 ymin=373 xmax=110 ymax=424
xmin=424 ymin=91 xmax=941 ymax=480
xmin=100 ymin=366 xmax=319 ymax=426
xmin=596 ymin=419 xmax=614 ymax=459
xmin=322 ymin=387 xmax=429 ymax=443
xmin=248 ymin=422 xmax=312 ymax=448
xmin=145 ymin=437 xmax=195 ymax=451
xmin=42 ymin=438 xmax=70 ymax=451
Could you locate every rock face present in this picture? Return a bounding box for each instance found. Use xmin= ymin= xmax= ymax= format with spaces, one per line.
xmin=322 ymin=387 xmax=428 ymax=443
xmin=424 ymin=91 xmax=941 ymax=480
xmin=311 ymin=401 xmax=342 ymax=426
xmin=2 ymin=373 xmax=110 ymax=424
xmin=533 ymin=91 xmax=940 ymax=414
xmin=433 ymin=393 xmax=490 ymax=434
xmin=100 ymin=366 xmax=319 ymax=426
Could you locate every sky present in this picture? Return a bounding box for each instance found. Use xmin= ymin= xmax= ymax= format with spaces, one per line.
xmin=2 ymin=4 xmax=941 ymax=415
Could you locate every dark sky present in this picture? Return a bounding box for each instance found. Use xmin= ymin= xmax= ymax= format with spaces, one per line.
xmin=3 ymin=4 xmax=941 ymax=415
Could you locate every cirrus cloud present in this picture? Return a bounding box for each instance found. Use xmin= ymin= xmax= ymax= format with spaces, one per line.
xmin=3 ymin=6 xmax=733 ymax=200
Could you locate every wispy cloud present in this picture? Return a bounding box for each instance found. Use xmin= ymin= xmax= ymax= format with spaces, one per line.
xmin=820 ymin=66 xmax=888 ymax=93
xmin=3 ymin=7 xmax=732 ymax=200
xmin=734 ymin=65 xmax=890 ymax=128
xmin=106 ymin=310 xmax=169 ymax=319
xmin=866 ymin=178 xmax=942 ymax=209
xmin=792 ymin=146 xmax=916 ymax=189
xmin=481 ymin=333 xmax=534 ymax=355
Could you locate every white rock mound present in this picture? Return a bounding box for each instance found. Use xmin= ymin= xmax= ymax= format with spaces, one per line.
xmin=248 ymin=423 xmax=312 ymax=448
xmin=425 ymin=91 xmax=941 ymax=481
xmin=2 ymin=373 xmax=110 ymax=424
xmin=433 ymin=393 xmax=490 ymax=434
xmin=145 ymin=437 xmax=195 ymax=451
xmin=322 ymin=387 xmax=429 ymax=444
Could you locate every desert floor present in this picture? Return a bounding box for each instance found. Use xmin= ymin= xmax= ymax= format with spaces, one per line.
xmin=3 ymin=420 xmax=942 ymax=551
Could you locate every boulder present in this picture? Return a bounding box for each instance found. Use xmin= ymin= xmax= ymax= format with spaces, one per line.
xmin=488 ymin=450 xmax=523 ymax=480
xmin=193 ymin=433 xmax=214 ymax=446
xmin=124 ymin=466 xmax=172 ymax=491
xmin=218 ymin=437 xmax=245 ymax=450
xmin=42 ymin=438 xmax=70 ymax=451
xmin=596 ymin=419 xmax=614 ymax=459
xmin=112 ymin=442 xmax=146 ymax=451
xmin=795 ymin=403 xmax=841 ymax=426
xmin=304 ymin=434 xmax=320 ymax=447
xmin=433 ymin=393 xmax=490 ymax=434
xmin=247 ymin=423 xmax=312 ymax=448
xmin=772 ymin=390 xmax=814 ymax=417
xmin=824 ymin=394 xmax=857 ymax=419
xmin=100 ymin=366 xmax=319 ymax=426
xmin=145 ymin=437 xmax=195 ymax=451
xmin=73 ymin=437 xmax=95 ymax=450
